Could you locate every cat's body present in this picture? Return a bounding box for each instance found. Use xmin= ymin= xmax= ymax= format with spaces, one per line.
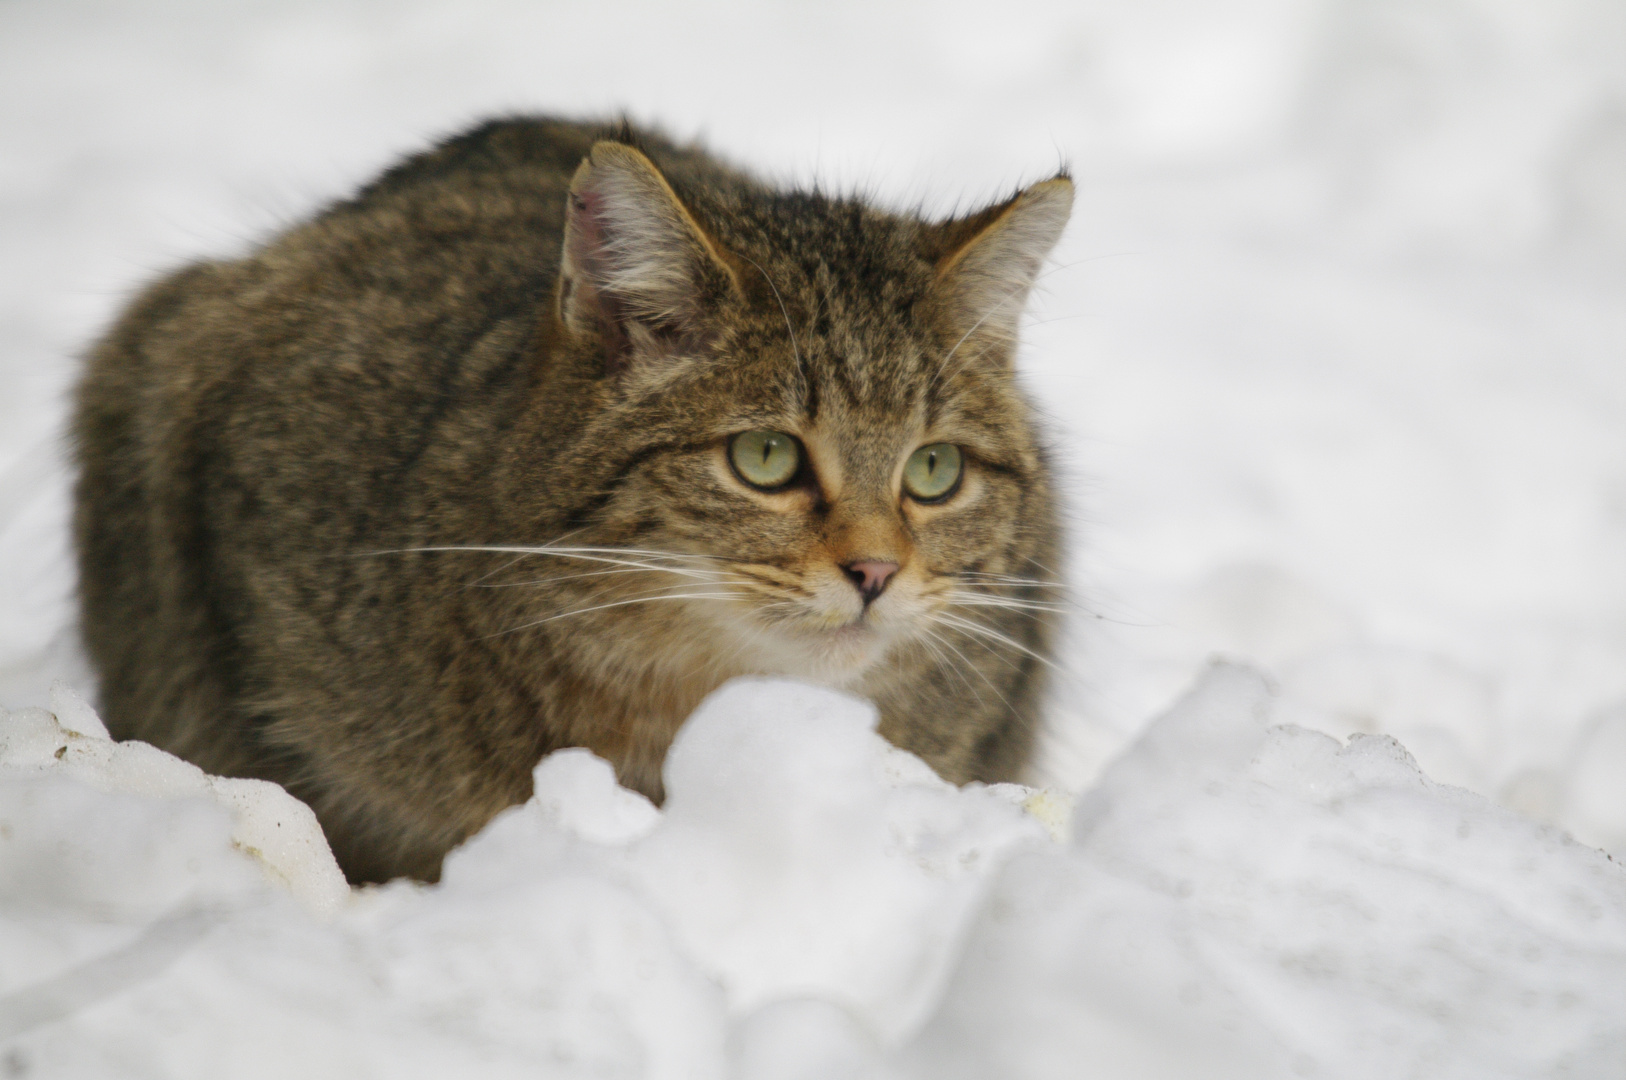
xmin=73 ymin=117 xmax=1071 ymax=883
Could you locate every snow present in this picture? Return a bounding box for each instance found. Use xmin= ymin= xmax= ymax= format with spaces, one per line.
xmin=910 ymin=664 xmax=1626 ymax=1079
xmin=2 ymin=0 xmax=1625 ymax=1075
xmin=0 ymin=680 xmax=1035 ymax=1076
xmin=5 ymin=668 xmax=1622 ymax=1077
xmin=0 ymin=685 xmax=346 ymax=919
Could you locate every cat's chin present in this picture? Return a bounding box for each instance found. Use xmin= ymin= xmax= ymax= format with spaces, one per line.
xmin=744 ymin=619 xmax=895 ymax=686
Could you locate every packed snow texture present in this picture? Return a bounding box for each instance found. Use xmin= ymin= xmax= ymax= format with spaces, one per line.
xmin=3 ymin=0 xmax=1625 ymax=1076
xmin=4 ymin=669 xmax=1622 ymax=1077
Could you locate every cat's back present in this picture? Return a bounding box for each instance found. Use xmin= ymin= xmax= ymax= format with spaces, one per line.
xmin=77 ymin=118 xmax=603 ymax=426
xmin=99 ymin=117 xmax=726 ymax=375
xmin=75 ymin=115 xmax=735 ymax=513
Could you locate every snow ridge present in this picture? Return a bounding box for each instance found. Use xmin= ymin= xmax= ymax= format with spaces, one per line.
xmin=3 ymin=669 xmax=1621 ymax=1078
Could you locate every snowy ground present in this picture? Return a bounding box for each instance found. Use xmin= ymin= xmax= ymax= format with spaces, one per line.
xmin=2 ymin=1 xmax=1624 ymax=1076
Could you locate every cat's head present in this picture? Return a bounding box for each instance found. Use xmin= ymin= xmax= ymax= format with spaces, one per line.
xmin=539 ymin=140 xmax=1071 ymax=686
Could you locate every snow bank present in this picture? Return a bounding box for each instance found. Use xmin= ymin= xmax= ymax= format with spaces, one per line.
xmin=909 ymin=663 xmax=1626 ymax=1079
xmin=0 ymin=680 xmax=1044 ymax=1076
xmin=0 ymin=683 xmax=347 ymax=917
xmin=4 ymin=671 xmax=1621 ymax=1077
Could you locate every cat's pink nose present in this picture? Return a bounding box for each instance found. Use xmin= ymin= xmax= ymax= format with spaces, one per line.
xmin=843 ymin=560 xmax=899 ymax=604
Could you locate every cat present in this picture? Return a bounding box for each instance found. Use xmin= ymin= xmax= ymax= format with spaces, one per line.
xmin=72 ymin=117 xmax=1072 ymax=884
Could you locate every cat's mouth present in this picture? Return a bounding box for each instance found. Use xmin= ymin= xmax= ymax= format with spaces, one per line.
xmin=823 ymin=619 xmax=876 ymax=642
xmin=798 ymin=620 xmax=888 ymax=676
xmin=731 ymin=606 xmax=894 ymax=683
xmin=797 ymin=597 xmax=931 ymax=673
xmin=700 ymin=568 xmax=926 ymax=682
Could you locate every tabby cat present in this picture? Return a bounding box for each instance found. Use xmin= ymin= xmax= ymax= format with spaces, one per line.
xmin=72 ymin=118 xmax=1071 ymax=883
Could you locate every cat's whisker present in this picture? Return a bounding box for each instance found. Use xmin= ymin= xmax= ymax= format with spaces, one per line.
xmin=534 ymin=545 xmax=722 ymax=563
xmin=466 ymin=551 xmax=538 ymax=588
xmin=945 ymin=592 xmax=1068 ymax=615
xmin=912 ymin=630 xmax=973 ymax=702
xmin=488 ymin=590 xmax=744 ymax=638
xmin=1017 ymin=554 xmax=1062 ymax=579
xmin=518 ymin=546 xmax=728 ymax=572
xmin=364 ymin=545 xmax=733 ymax=583
xmin=929 ymin=611 xmax=1061 ymax=672
xmin=953 ymin=570 xmax=1054 ymax=588
xmin=947 ymin=581 xmax=1063 ymax=599
xmin=475 ymin=564 xmax=745 ymax=589
xmin=920 ymin=626 xmax=1015 ymax=714
xmin=361 ymin=543 xmax=723 ymax=564
xmin=913 ymin=627 xmax=968 ymax=687
xmin=924 ymin=619 xmax=1024 ymax=677
xmin=513 ymin=557 xmax=728 ymax=583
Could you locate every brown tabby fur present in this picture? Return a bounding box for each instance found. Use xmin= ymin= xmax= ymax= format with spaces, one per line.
xmin=72 ymin=117 xmax=1072 ymax=884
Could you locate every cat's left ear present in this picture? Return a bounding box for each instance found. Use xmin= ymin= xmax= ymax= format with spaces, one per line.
xmin=927 ymin=175 xmax=1073 ymax=359
xmin=559 ymin=141 xmax=742 ymax=375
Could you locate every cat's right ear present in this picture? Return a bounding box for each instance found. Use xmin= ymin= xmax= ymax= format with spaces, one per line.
xmin=926 ymin=175 xmax=1073 ymax=362
xmin=558 ymin=142 xmax=741 ymax=376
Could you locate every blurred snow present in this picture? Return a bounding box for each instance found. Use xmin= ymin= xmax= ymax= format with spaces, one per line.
xmin=2 ymin=0 xmax=1625 ymax=1074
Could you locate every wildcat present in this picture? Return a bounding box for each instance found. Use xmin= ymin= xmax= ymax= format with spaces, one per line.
xmin=72 ymin=117 xmax=1071 ymax=883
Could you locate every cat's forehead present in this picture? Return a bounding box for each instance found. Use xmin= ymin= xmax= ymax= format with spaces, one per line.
xmin=705 ymin=189 xmax=933 ymax=300
xmin=722 ymin=291 xmax=935 ymax=423
xmin=728 ymin=213 xmax=939 ymax=389
xmin=686 ymin=189 xmax=1023 ymax=448
xmin=705 ymin=304 xmax=1013 ymax=464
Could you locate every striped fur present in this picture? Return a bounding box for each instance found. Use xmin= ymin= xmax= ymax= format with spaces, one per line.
xmin=72 ymin=117 xmax=1071 ymax=883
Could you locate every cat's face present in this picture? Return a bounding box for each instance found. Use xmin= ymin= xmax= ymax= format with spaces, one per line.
xmin=598 ymin=320 xmax=1046 ymax=686
xmin=541 ymin=141 xmax=1069 ymax=688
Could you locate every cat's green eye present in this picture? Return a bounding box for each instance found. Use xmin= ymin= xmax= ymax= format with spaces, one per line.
xmin=729 ymin=430 xmax=802 ymax=490
xmin=902 ymin=443 xmax=963 ymax=502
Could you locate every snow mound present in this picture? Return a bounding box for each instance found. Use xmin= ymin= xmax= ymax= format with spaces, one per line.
xmin=0 ymin=679 xmax=1042 ymax=1077
xmin=0 ymin=683 xmax=347 ymax=917
xmin=911 ymin=663 xmax=1626 ymax=1079
xmin=2 ymin=671 xmax=1623 ymax=1077
xmin=439 ymin=678 xmax=1047 ymax=1046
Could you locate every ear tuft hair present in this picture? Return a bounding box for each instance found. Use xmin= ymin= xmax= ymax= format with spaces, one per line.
xmin=559 ymin=142 xmax=740 ymax=374
xmin=930 ymin=176 xmax=1073 ymax=357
